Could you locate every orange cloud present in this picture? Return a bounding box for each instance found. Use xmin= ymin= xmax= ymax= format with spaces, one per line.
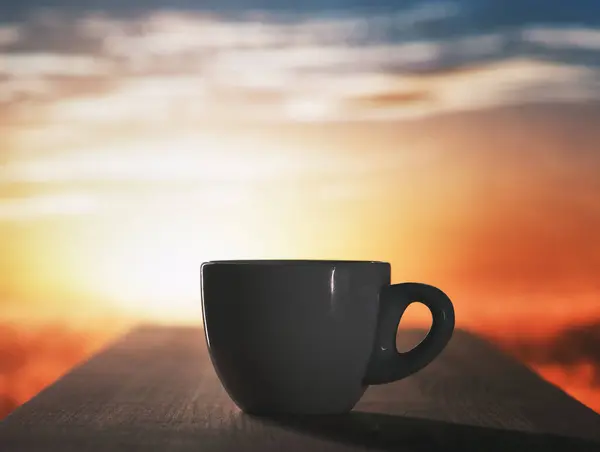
xmin=492 ymin=320 xmax=600 ymax=413
xmin=0 ymin=321 xmax=126 ymax=419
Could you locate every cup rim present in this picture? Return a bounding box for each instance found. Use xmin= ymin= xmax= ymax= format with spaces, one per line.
xmin=202 ymin=259 xmax=389 ymax=266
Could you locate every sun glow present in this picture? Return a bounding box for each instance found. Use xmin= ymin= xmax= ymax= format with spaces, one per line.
xmin=96 ymin=238 xmax=227 ymax=324
xmin=40 ymin=211 xmax=286 ymax=324
xmin=1 ymin=131 xmax=329 ymax=324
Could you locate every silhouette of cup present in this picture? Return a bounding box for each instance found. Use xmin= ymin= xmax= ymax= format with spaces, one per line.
xmin=201 ymin=260 xmax=455 ymax=415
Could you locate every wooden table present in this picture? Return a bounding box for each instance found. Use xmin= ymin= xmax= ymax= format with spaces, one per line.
xmin=1 ymin=326 xmax=599 ymax=451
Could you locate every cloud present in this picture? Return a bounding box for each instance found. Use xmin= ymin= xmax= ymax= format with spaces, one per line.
xmin=507 ymin=321 xmax=600 ymax=387
xmin=2 ymin=9 xmax=104 ymax=54
xmin=297 ymin=58 xmax=598 ymax=121
xmin=0 ymin=321 xmax=122 ymax=419
xmin=0 ymin=24 xmax=21 ymax=47
xmin=0 ymin=395 xmax=18 ymax=419
xmin=522 ymin=26 xmax=600 ymax=51
xmin=0 ymin=131 xmax=427 ymax=184
xmin=0 ymin=53 xmax=114 ymax=77
xmin=546 ymin=322 xmax=600 ymax=385
xmin=492 ymin=318 xmax=600 ymax=413
xmin=0 ymin=77 xmax=52 ymax=103
xmin=27 ymin=56 xmax=596 ymax=124
xmin=1 ymin=6 xmax=459 ymax=60
xmin=343 ymin=88 xmax=434 ymax=110
xmin=0 ymin=127 xmax=431 ymax=220
xmin=1 ymin=8 xmax=599 ymax=123
xmin=0 ymin=193 xmax=97 ymax=220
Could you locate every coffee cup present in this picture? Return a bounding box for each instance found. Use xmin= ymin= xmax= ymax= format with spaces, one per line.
xmin=201 ymin=260 xmax=455 ymax=415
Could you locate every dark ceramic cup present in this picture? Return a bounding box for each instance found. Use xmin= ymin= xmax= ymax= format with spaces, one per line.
xmin=201 ymin=260 xmax=455 ymax=415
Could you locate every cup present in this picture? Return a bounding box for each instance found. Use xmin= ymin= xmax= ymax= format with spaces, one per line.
xmin=201 ymin=260 xmax=455 ymax=415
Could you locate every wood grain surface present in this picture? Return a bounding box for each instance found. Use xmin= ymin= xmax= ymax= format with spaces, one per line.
xmin=0 ymin=326 xmax=599 ymax=452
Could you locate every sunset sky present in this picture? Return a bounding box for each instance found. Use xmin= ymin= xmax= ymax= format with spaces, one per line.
xmin=1 ymin=0 xmax=600 ymax=417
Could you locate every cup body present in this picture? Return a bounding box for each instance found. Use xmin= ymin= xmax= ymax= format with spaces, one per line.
xmin=201 ymin=260 xmax=390 ymax=415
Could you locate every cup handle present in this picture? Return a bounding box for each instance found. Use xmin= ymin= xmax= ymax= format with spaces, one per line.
xmin=363 ymin=282 xmax=455 ymax=385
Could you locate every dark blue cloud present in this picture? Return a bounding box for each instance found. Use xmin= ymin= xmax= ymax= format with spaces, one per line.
xmin=1 ymin=0 xmax=600 ymax=28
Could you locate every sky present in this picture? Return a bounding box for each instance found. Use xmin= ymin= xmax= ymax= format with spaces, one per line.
xmin=1 ymin=0 xmax=600 ymax=416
